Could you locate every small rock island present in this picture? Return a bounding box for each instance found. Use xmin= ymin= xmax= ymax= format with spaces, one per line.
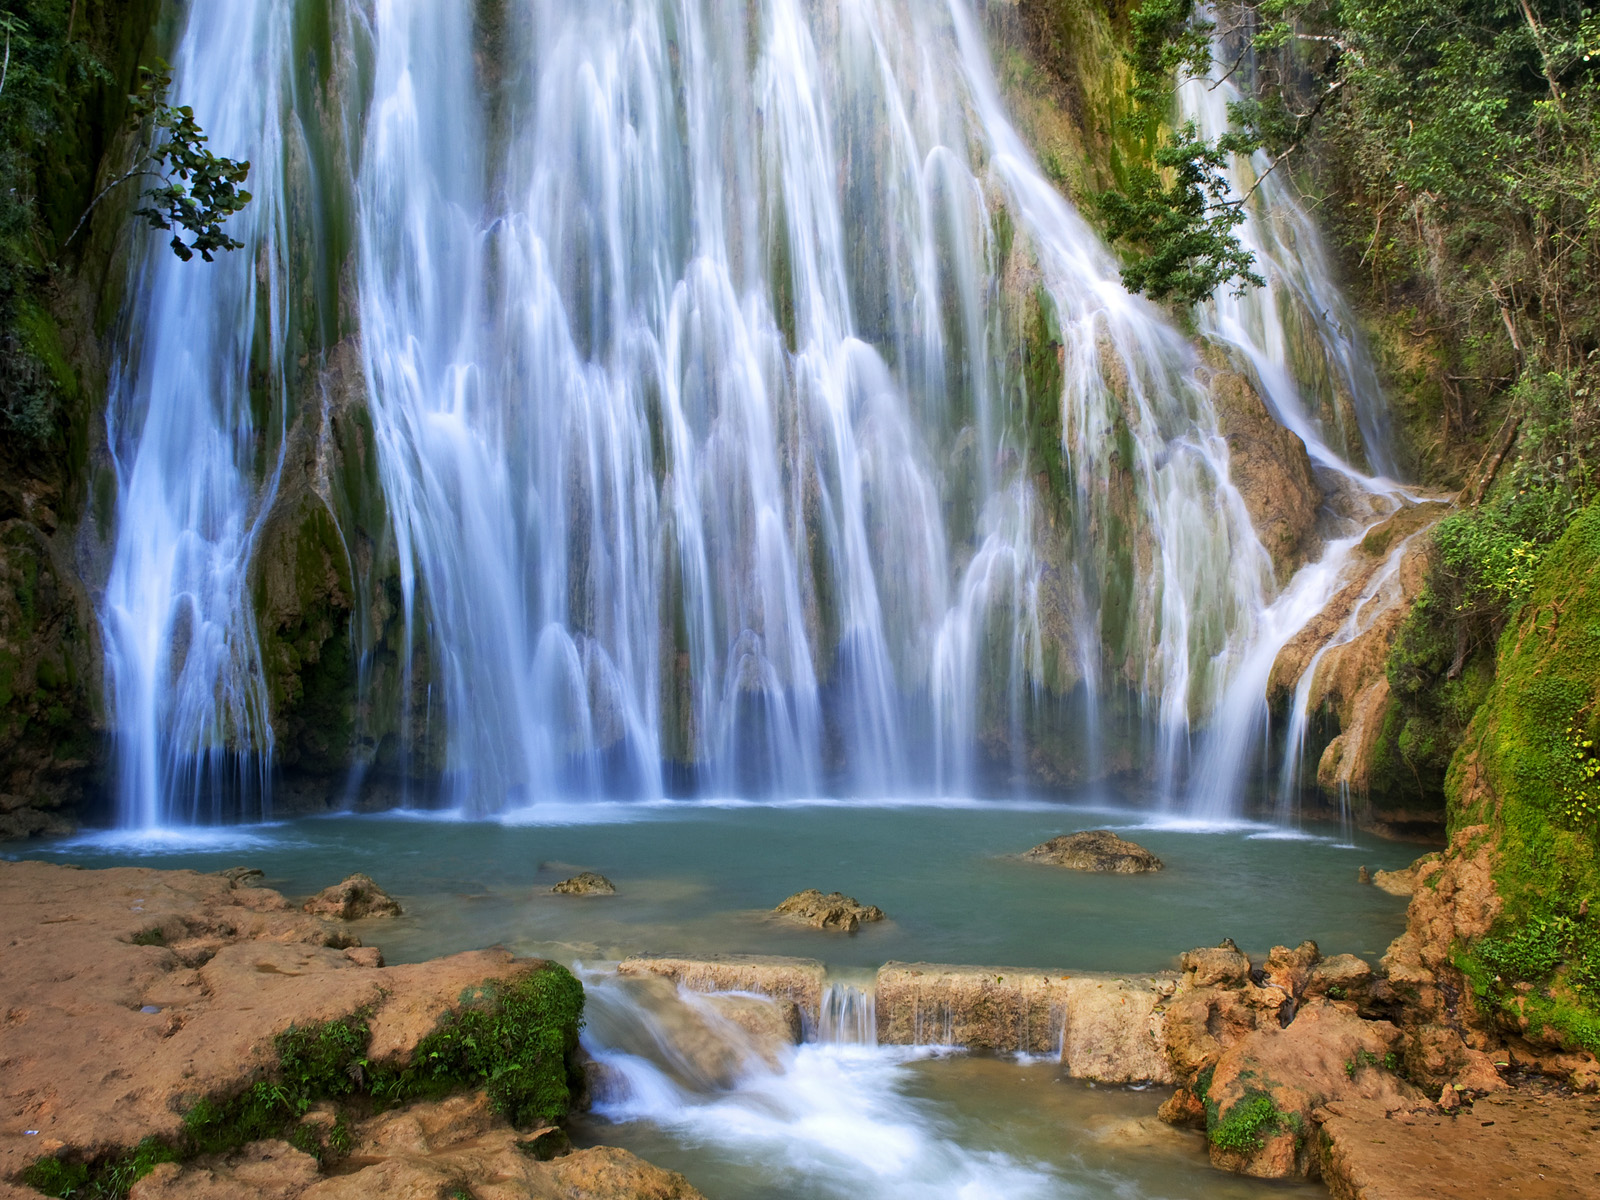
xmin=1022 ymin=830 xmax=1164 ymax=873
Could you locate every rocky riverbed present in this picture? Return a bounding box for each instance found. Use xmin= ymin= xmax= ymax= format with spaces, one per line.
xmin=4 ymin=851 xmax=1598 ymax=1199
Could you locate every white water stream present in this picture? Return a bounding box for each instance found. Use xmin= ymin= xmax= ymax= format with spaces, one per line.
xmin=99 ymin=0 xmax=1404 ymax=827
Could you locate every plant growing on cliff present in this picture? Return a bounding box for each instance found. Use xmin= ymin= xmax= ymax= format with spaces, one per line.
xmin=67 ymin=61 xmax=252 ymax=261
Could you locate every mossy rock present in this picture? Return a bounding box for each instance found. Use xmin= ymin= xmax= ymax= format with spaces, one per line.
xmin=1447 ymin=500 xmax=1600 ymax=1053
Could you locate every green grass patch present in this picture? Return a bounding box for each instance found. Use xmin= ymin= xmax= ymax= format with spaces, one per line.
xmin=1207 ymin=1092 xmax=1284 ymax=1154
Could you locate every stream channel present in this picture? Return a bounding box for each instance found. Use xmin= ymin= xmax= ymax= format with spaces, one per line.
xmin=12 ymin=798 xmax=1418 ymax=1199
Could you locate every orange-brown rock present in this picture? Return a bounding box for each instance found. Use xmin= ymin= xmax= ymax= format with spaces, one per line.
xmin=1317 ymin=1091 xmax=1600 ymax=1200
xmin=1205 ymin=362 xmax=1322 ymax=578
xmin=1377 ymin=826 xmax=1510 ymax=1092
xmin=1204 ymin=999 xmax=1421 ymax=1178
xmin=301 ymin=873 xmax=402 ymax=919
xmin=0 ymin=862 xmax=549 ymax=1188
xmin=127 ymin=1094 xmax=706 ymax=1200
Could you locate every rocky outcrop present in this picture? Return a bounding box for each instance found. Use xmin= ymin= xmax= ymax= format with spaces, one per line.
xmin=1204 ymin=360 xmax=1322 ymax=579
xmin=618 ymin=954 xmax=828 ymax=1028
xmin=1020 ymin=829 xmax=1163 ymax=872
xmin=1371 ymin=855 xmax=1437 ymax=897
xmin=772 ymin=889 xmax=885 ymax=932
xmin=873 ymin=962 xmax=1175 ymax=1081
xmin=301 ymin=873 xmax=403 ymax=919
xmin=0 ymin=861 xmax=589 ymax=1195
xmin=1375 ymin=828 xmax=1512 ymax=1092
xmin=1266 ymin=500 xmax=1451 ymax=831
xmin=1203 ymin=999 xmax=1419 ymax=1178
xmin=1155 ymin=937 xmax=1446 ymax=1182
xmin=1317 ymin=1091 xmax=1600 ymax=1200
xmin=126 ymin=1095 xmax=705 ymax=1200
xmin=551 ymin=871 xmax=616 ymax=896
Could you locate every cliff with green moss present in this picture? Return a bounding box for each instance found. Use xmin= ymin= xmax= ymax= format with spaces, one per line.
xmin=1443 ymin=500 xmax=1600 ymax=1055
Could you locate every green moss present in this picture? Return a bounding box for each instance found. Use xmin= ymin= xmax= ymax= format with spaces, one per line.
xmin=1445 ymin=500 xmax=1600 ymax=1053
xmin=129 ymin=927 xmax=166 ymax=947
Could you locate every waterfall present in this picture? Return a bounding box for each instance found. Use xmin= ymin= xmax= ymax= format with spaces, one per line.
xmin=99 ymin=0 xmax=1401 ymax=823
xmin=98 ymin=1 xmax=291 ymax=828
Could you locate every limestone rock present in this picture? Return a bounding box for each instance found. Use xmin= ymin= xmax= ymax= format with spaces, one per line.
xmin=1020 ymin=830 xmax=1164 ymax=873
xmin=132 ymin=1100 xmax=707 ymax=1200
xmin=873 ymin=962 xmax=1176 ymax=1082
xmin=1372 ymin=853 xmax=1440 ymax=897
xmin=1318 ymin=1092 xmax=1600 ymax=1200
xmin=772 ymin=889 xmax=886 ymax=932
xmin=1304 ymin=954 xmax=1374 ymax=1005
xmin=1179 ymin=941 xmax=1252 ymax=988
xmin=618 ymin=954 xmax=828 ymax=1026
xmin=129 ymin=1141 xmax=320 ymax=1200
xmin=551 ymin=871 xmax=616 ymax=896
xmin=1205 ymin=361 xmax=1322 ymax=579
xmin=302 ymin=873 xmax=402 ymax=919
xmin=0 ymin=861 xmax=561 ymax=1185
xmin=1204 ymin=999 xmax=1420 ymax=1179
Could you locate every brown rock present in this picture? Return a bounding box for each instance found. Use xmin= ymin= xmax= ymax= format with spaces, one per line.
xmin=1205 ymin=361 xmax=1322 ymax=578
xmin=0 ymin=861 xmax=553 ymax=1185
xmin=1262 ymin=941 xmax=1321 ymax=999
xmin=772 ymin=889 xmax=885 ymax=932
xmin=873 ymin=962 xmax=1176 ymax=1081
xmin=1305 ymin=954 xmax=1375 ymax=1004
xmin=1020 ymin=830 xmax=1164 ymax=873
xmin=1372 ymin=854 xmax=1440 ymax=897
xmin=618 ymin=954 xmax=828 ymax=1027
xmin=550 ymin=871 xmax=616 ymax=896
xmin=1179 ymin=942 xmax=1252 ymax=988
xmin=1204 ymin=999 xmax=1420 ymax=1179
xmin=1318 ymin=1091 xmax=1600 ymax=1200
xmin=301 ymin=874 xmax=402 ymax=919
xmin=129 ymin=1142 xmax=320 ymax=1200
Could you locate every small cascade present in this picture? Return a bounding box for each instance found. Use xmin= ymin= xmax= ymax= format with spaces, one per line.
xmin=577 ymin=968 xmax=1058 ymax=1197
xmin=1275 ymin=532 xmax=1421 ymax=814
xmin=816 ymin=982 xmax=878 ymax=1045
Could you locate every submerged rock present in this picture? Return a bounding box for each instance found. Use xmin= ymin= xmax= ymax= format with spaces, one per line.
xmin=772 ymin=889 xmax=886 ymax=932
xmin=551 ymin=871 xmax=617 ymax=896
xmin=301 ymin=873 xmax=403 ymax=919
xmin=1021 ymin=830 xmax=1164 ymax=873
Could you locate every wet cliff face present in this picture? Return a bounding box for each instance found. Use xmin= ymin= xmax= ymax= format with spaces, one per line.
xmin=3 ymin=0 xmax=1433 ymax=833
xmin=0 ymin=0 xmax=163 ymax=836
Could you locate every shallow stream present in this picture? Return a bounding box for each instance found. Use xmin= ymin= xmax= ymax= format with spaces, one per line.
xmin=12 ymin=799 xmax=1417 ymax=1199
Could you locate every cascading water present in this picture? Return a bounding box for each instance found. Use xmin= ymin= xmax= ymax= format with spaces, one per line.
xmin=350 ymin=0 xmax=1273 ymax=813
xmin=1171 ymin=27 xmax=1418 ymax=821
xmin=101 ymin=0 xmax=1406 ymax=824
xmin=98 ymin=1 xmax=292 ymax=829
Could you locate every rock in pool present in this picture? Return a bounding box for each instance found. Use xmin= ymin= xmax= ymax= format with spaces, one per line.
xmin=552 ymin=871 xmax=617 ymax=896
xmin=773 ymin=889 xmax=885 ymax=932
xmin=1022 ymin=830 xmax=1164 ymax=873
xmin=302 ymin=872 xmax=403 ymax=919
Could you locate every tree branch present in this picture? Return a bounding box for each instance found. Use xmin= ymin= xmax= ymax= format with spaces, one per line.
xmin=64 ymin=166 xmax=163 ymax=249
